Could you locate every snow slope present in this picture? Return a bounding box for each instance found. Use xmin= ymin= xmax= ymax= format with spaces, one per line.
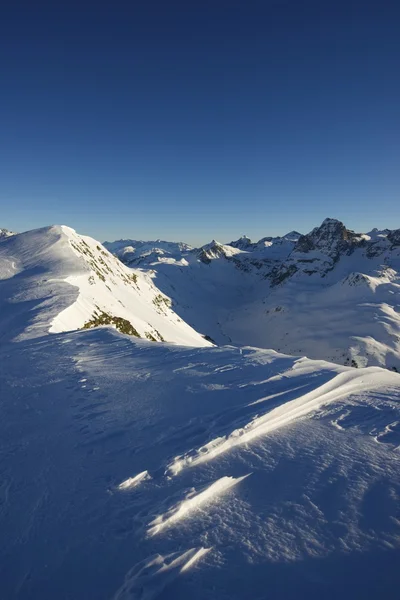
xmin=109 ymin=218 xmax=400 ymax=369
xmin=0 ymin=225 xmax=210 ymax=346
xmin=0 ymin=328 xmax=399 ymax=599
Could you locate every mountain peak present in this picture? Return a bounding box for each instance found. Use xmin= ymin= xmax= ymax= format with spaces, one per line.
xmin=229 ymin=235 xmax=253 ymax=250
xmin=295 ymin=218 xmax=357 ymax=255
xmin=283 ymin=230 xmax=301 ymax=241
xmin=0 ymin=227 xmax=16 ymax=239
xmin=320 ymin=217 xmax=343 ymax=226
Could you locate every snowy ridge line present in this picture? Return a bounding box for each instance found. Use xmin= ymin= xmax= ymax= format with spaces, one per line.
xmin=113 ymin=547 xmax=211 ymax=600
xmin=167 ymin=368 xmax=394 ymax=475
xmin=117 ymin=470 xmax=151 ymax=490
xmin=147 ymin=474 xmax=250 ymax=536
xmin=107 ymin=217 xmax=400 ymax=371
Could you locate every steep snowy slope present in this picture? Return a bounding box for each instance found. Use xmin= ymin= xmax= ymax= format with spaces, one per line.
xmin=109 ymin=218 xmax=400 ymax=369
xmin=0 ymin=225 xmax=210 ymax=346
xmin=0 ymin=328 xmax=399 ymax=599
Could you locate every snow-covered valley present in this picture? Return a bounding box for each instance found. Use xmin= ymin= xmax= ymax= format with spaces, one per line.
xmin=106 ymin=219 xmax=400 ymax=370
xmin=1 ymin=221 xmax=400 ymax=599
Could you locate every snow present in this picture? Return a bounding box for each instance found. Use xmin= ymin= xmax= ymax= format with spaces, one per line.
xmin=1 ymin=221 xmax=400 ymax=599
xmin=0 ymin=225 xmax=211 ymax=346
xmin=167 ymin=365 xmax=397 ymax=475
xmin=147 ymin=475 xmax=250 ymax=536
xmin=108 ymin=218 xmax=400 ymax=370
xmin=1 ymin=323 xmax=400 ymax=599
xmin=103 ymin=238 xmax=193 ymax=267
xmin=118 ymin=470 xmax=152 ymax=490
xmin=112 ymin=547 xmax=211 ymax=600
xmin=0 ymin=227 xmax=16 ymax=239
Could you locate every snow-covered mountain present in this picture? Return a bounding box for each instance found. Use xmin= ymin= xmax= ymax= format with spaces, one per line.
xmin=0 ymin=225 xmax=211 ymax=346
xmin=1 ymin=220 xmax=400 ymax=599
xmin=0 ymin=226 xmax=16 ymax=239
xmin=108 ymin=218 xmax=400 ymax=370
xmin=103 ymin=238 xmax=193 ymax=266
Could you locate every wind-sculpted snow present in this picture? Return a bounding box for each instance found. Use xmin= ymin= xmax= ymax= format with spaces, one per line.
xmin=118 ymin=470 xmax=152 ymax=490
xmin=112 ymin=547 xmax=210 ymax=600
xmin=147 ymin=475 xmax=250 ymax=536
xmin=167 ymin=368 xmax=396 ymax=476
xmin=1 ymin=327 xmax=399 ymax=599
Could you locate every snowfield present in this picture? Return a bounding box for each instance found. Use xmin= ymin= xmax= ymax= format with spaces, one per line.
xmin=0 ymin=222 xmax=400 ymax=599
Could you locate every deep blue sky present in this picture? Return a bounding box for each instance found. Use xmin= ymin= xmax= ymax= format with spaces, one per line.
xmin=1 ymin=0 xmax=399 ymax=244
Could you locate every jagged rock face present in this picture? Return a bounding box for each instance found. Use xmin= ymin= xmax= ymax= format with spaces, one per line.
xmin=295 ymin=218 xmax=360 ymax=257
xmin=229 ymin=236 xmax=254 ymax=250
xmin=268 ymin=219 xmax=357 ymax=284
xmin=388 ymin=229 xmax=400 ymax=247
xmin=197 ymin=241 xmax=227 ymax=264
xmin=270 ymin=219 xmax=374 ymax=284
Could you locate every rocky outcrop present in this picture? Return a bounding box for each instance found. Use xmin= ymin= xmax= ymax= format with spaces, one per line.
xmin=229 ymin=235 xmax=254 ymax=250
xmin=0 ymin=228 xmax=16 ymax=240
xmin=294 ymin=218 xmax=362 ymax=258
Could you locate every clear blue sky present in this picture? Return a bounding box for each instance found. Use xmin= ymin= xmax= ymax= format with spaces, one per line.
xmin=1 ymin=0 xmax=399 ymax=245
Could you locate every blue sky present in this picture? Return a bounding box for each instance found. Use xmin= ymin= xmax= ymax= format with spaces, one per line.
xmin=1 ymin=0 xmax=399 ymax=245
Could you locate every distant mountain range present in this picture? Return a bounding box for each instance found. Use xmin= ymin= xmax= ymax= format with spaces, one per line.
xmin=105 ymin=218 xmax=400 ymax=370
xmin=1 ymin=218 xmax=399 ymax=370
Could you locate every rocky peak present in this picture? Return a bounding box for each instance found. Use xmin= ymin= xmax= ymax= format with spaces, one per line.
xmin=197 ymin=240 xmax=227 ymax=264
xmin=229 ymin=235 xmax=253 ymax=250
xmin=0 ymin=228 xmax=16 ymax=240
xmin=283 ymin=230 xmax=302 ymax=241
xmin=387 ymin=228 xmax=400 ymax=247
xmin=269 ymin=219 xmax=366 ymax=286
xmin=295 ymin=218 xmax=359 ymax=256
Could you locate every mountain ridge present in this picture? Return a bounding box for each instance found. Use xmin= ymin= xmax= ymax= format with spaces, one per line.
xmin=106 ymin=218 xmax=400 ymax=370
xmin=0 ymin=224 xmax=211 ymax=346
